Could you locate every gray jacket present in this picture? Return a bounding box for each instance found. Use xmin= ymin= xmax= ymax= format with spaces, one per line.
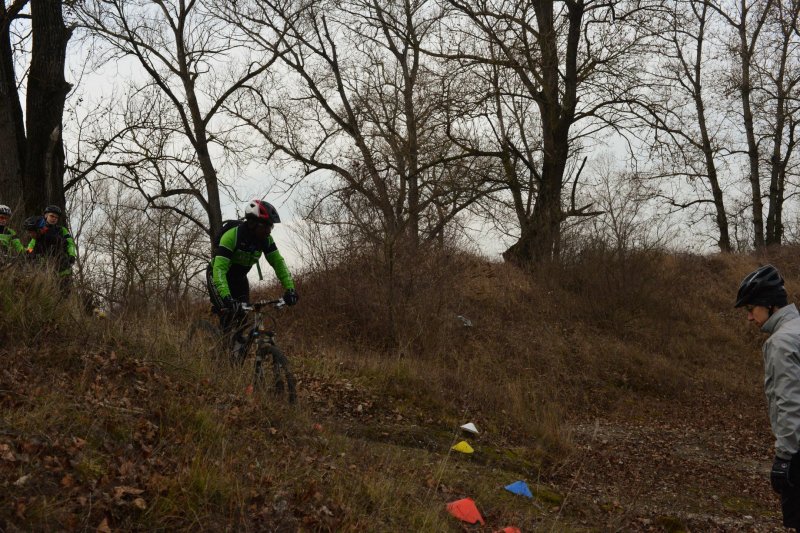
xmin=762 ymin=303 xmax=800 ymax=459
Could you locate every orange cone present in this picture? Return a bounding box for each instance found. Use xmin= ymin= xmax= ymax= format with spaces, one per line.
xmin=446 ymin=498 xmax=485 ymax=525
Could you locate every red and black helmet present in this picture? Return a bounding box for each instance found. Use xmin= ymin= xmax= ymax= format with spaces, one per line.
xmin=244 ymin=199 xmax=281 ymax=224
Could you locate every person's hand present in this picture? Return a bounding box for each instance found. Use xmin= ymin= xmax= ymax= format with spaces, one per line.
xmin=283 ymin=288 xmax=299 ymax=306
xmin=222 ymin=296 xmax=240 ymax=314
xmin=791 ymin=452 xmax=800 ymax=485
xmin=771 ymin=457 xmax=794 ymax=493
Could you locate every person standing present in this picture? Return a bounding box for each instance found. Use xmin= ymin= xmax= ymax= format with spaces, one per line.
xmin=27 ymin=205 xmax=77 ymax=276
xmin=736 ymin=264 xmax=800 ymax=529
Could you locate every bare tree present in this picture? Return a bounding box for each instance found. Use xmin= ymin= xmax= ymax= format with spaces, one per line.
xmin=637 ymin=0 xmax=734 ymax=251
xmin=442 ymin=0 xmax=662 ymax=264
xmin=74 ymin=181 xmax=207 ymax=308
xmin=221 ymin=0 xmax=496 ymax=251
xmin=75 ymin=0 xmax=287 ymax=242
xmin=758 ymin=0 xmax=800 ymax=245
xmin=710 ymin=0 xmax=774 ymax=248
xmin=0 ymin=0 xmax=73 ymax=215
xmin=581 ymin=155 xmax=676 ymax=254
xmin=0 ymin=1 xmax=26 ymax=208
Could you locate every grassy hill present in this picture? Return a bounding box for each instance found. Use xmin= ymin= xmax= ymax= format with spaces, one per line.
xmin=0 ymin=248 xmax=790 ymax=531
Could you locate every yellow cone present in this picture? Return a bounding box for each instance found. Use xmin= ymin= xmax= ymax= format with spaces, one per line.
xmin=451 ymin=441 xmax=474 ymax=454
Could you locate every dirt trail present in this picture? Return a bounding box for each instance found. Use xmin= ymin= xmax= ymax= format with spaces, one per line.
xmin=556 ymin=400 xmax=785 ymax=532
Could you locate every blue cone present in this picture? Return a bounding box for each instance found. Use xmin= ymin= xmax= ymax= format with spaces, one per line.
xmin=504 ymin=480 xmax=533 ymax=499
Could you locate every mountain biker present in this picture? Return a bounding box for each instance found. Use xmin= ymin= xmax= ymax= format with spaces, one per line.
xmin=25 ymin=208 xmax=76 ymax=292
xmin=0 ymin=205 xmax=23 ymax=255
xmin=207 ymin=199 xmax=298 ymax=352
xmin=736 ymin=264 xmax=800 ymax=530
xmin=23 ymin=216 xmax=44 ymax=238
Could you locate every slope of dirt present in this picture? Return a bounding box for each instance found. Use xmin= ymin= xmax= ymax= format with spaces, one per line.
xmin=1 ymin=251 xmax=795 ymax=531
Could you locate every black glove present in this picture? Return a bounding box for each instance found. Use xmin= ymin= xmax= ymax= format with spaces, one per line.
xmin=222 ymin=296 xmax=240 ymax=314
xmin=771 ymin=457 xmax=794 ymax=493
xmin=68 ymin=256 xmax=76 ymax=266
xmin=283 ymin=288 xmax=299 ymax=306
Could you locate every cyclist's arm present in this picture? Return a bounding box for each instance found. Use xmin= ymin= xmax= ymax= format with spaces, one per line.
xmin=4 ymin=229 xmax=23 ymax=253
xmin=212 ymin=227 xmax=238 ymax=298
xmin=264 ymin=236 xmax=294 ymax=289
xmin=26 ymin=238 xmax=36 ymax=254
xmin=61 ymin=227 xmax=77 ymax=258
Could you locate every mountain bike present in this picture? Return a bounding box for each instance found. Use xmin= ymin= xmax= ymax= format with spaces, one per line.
xmin=190 ymin=298 xmax=297 ymax=403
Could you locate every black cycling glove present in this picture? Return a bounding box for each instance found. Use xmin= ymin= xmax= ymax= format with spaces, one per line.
xmin=222 ymin=296 xmax=241 ymax=314
xmin=771 ymin=457 xmax=794 ymax=493
xmin=283 ymin=288 xmax=299 ymax=306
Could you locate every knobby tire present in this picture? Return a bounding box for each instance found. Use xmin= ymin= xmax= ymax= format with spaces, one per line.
xmin=255 ymin=345 xmax=297 ymax=404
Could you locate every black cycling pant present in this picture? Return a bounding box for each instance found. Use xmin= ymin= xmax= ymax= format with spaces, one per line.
xmin=781 ymin=485 xmax=800 ymax=529
xmin=206 ymin=266 xmax=251 ymax=341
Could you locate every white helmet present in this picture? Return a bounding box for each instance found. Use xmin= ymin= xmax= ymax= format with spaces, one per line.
xmin=0 ymin=205 xmax=10 ymax=217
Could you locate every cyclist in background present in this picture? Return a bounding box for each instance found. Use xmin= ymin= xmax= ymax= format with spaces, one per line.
xmin=26 ymin=208 xmax=76 ymax=292
xmin=207 ymin=199 xmax=298 ymax=353
xmin=0 ymin=205 xmax=23 ymax=256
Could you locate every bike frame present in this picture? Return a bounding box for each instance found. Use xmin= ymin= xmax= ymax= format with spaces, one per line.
xmin=236 ymin=299 xmax=284 ymax=352
xmin=232 ymin=298 xmax=296 ymax=403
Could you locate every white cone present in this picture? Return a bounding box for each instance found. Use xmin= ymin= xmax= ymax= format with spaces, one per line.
xmin=460 ymin=422 xmax=479 ymax=435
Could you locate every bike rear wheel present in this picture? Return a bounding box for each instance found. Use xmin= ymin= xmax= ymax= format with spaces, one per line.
xmin=254 ymin=345 xmax=297 ymax=404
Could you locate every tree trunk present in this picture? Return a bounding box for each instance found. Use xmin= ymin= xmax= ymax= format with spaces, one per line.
xmin=765 ymin=91 xmax=787 ymax=247
xmin=183 ymin=86 xmax=222 ymax=247
xmin=503 ymin=0 xmax=579 ymax=264
xmin=764 ymin=3 xmax=796 ymax=246
xmin=0 ymin=2 xmax=26 ymax=211
xmin=503 ymin=139 xmax=567 ymax=264
xmin=174 ymin=22 xmax=222 ymax=247
xmin=692 ymin=2 xmax=730 ymax=253
xmin=695 ymin=92 xmax=730 ymax=252
xmin=23 ymin=0 xmax=71 ymax=215
xmin=738 ymin=1 xmax=764 ymax=249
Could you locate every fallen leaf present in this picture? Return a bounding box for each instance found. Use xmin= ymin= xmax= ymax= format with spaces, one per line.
xmin=113 ymin=486 xmax=144 ymax=500
xmin=96 ymin=517 xmax=112 ymax=533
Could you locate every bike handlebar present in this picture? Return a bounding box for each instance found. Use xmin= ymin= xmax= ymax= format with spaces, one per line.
xmin=240 ymin=298 xmax=285 ymax=312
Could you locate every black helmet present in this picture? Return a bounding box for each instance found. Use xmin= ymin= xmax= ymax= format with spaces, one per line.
xmin=43 ymin=205 xmax=62 ymax=216
xmin=735 ymin=264 xmax=788 ymax=308
xmin=23 ymin=216 xmax=45 ymax=231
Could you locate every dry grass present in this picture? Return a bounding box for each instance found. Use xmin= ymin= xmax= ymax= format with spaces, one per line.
xmin=0 ymin=247 xmax=789 ymax=530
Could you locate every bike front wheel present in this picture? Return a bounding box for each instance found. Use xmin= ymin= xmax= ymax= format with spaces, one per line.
xmin=254 ymin=344 xmax=297 ymax=404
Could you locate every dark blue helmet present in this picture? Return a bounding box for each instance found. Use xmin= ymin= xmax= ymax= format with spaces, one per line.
xmin=43 ymin=205 xmax=62 ymax=217
xmin=735 ymin=264 xmax=788 ymax=308
xmin=23 ymin=216 xmax=45 ymax=231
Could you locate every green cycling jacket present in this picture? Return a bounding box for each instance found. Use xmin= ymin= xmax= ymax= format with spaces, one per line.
xmin=212 ymin=223 xmax=294 ymax=299
xmin=27 ymin=224 xmax=77 ymax=276
xmin=0 ymin=226 xmax=23 ymax=253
